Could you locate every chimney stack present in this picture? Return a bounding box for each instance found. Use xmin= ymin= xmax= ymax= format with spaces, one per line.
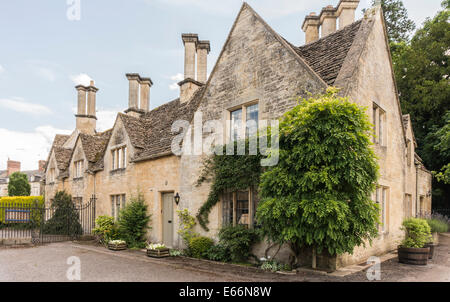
xmin=337 ymin=0 xmax=360 ymax=29
xmin=7 ymin=159 xmax=20 ymax=177
xmin=38 ymin=160 xmax=46 ymax=173
xmin=196 ymin=40 xmax=210 ymax=83
xmin=320 ymin=5 xmax=337 ymax=37
xmin=75 ymin=80 xmax=97 ymax=135
xmin=179 ymin=33 xmax=205 ymax=103
xmin=125 ymin=73 xmax=153 ymax=117
xmin=302 ymin=12 xmax=320 ymax=44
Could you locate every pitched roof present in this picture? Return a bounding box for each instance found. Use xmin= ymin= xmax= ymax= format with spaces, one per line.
xmin=292 ymin=20 xmax=363 ymax=85
xmin=133 ymin=87 xmax=204 ymax=162
xmin=53 ymin=147 xmax=73 ymax=171
xmin=79 ymin=130 xmax=112 ymax=172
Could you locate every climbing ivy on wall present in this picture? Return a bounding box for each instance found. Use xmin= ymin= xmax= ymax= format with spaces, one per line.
xmin=196 ymin=141 xmax=264 ymax=231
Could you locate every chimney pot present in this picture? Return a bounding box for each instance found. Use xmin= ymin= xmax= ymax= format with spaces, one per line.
xmin=302 ymin=13 xmax=320 ymax=44
xmin=196 ymin=40 xmax=210 ymax=83
xmin=139 ymin=77 xmax=153 ymax=112
xmin=126 ymin=73 xmax=140 ymax=112
xmin=319 ymin=5 xmax=338 ymax=37
xmin=182 ymin=34 xmax=199 ymax=80
xmin=337 ymin=0 xmax=360 ymax=29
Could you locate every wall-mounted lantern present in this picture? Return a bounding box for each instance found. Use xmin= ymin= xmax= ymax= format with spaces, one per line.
xmin=174 ymin=193 xmax=180 ymax=205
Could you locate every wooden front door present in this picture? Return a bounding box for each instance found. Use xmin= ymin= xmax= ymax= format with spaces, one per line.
xmin=162 ymin=193 xmax=174 ymax=247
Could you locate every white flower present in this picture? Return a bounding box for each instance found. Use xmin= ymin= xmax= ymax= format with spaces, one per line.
xmin=260 ymin=257 xmax=267 ymax=262
xmin=147 ymin=243 xmax=167 ymax=250
xmin=109 ymin=240 xmax=126 ymax=245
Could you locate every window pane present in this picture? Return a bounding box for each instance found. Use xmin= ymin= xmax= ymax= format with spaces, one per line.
xmin=122 ymin=194 xmax=126 ymax=209
xmin=231 ymin=109 xmax=242 ymax=141
xmin=123 ymin=148 xmax=127 ymax=168
xmin=246 ymin=104 xmax=259 ymax=138
xmin=252 ymin=187 xmax=260 ymax=227
xmin=379 ymin=112 xmax=383 ymax=145
xmin=112 ymin=151 xmax=116 ymax=170
xmin=236 ymin=191 xmax=249 ymax=227
xmin=222 ymin=192 xmax=233 ymax=226
xmin=111 ymin=196 xmax=115 ymax=219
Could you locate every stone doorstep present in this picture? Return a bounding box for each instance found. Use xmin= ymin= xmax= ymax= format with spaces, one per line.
xmin=328 ymin=251 xmax=398 ymax=277
xmin=439 ymin=233 xmax=450 ymax=238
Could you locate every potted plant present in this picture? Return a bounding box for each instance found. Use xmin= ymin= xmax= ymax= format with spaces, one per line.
xmin=424 ymin=217 xmax=449 ymax=259
xmin=398 ymin=218 xmax=432 ymax=265
xmin=108 ymin=240 xmax=127 ymax=251
xmin=146 ymin=243 xmax=170 ymax=258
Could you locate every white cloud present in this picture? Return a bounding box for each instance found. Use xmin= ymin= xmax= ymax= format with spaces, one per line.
xmin=96 ymin=109 xmax=119 ymax=132
xmin=0 ymin=126 xmax=71 ymax=171
xmin=169 ymin=83 xmax=179 ymax=91
xmin=70 ymin=73 xmax=93 ymax=86
xmin=170 ymin=73 xmax=184 ymax=82
xmin=169 ymin=73 xmax=183 ymax=90
xmin=36 ymin=67 xmax=57 ymax=82
xmin=0 ymin=98 xmax=52 ymax=115
xmin=0 ymin=64 xmax=5 ymax=73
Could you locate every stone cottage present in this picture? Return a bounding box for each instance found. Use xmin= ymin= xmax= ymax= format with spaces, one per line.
xmin=44 ymin=1 xmax=432 ymax=268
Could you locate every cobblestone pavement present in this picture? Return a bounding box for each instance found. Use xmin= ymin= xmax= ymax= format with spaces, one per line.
xmin=0 ymin=234 xmax=448 ymax=282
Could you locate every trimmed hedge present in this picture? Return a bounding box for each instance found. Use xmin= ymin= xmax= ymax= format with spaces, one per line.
xmin=0 ymin=196 xmax=44 ymax=224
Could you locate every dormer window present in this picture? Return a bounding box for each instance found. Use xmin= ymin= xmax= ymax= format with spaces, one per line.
xmin=48 ymin=168 xmax=56 ymax=183
xmin=373 ymin=103 xmax=386 ymax=146
xmin=74 ymin=160 xmax=84 ymax=179
xmin=112 ymin=146 xmax=127 ymax=170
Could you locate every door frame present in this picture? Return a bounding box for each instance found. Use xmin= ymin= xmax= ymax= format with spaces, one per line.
xmin=160 ymin=191 xmax=174 ymax=247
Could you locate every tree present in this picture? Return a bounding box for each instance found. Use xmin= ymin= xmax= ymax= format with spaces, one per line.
xmin=433 ymin=111 xmax=450 ymax=185
xmin=256 ymin=88 xmax=380 ymax=268
xmin=42 ymin=191 xmax=82 ymax=236
xmin=7 ymin=172 xmax=31 ymax=196
xmin=118 ymin=192 xmax=151 ymax=248
xmin=393 ymin=1 xmax=450 ymax=208
xmin=367 ymin=0 xmax=415 ymax=44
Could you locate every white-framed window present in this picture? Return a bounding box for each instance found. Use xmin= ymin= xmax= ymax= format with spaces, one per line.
xmin=48 ymin=168 xmax=55 ymax=183
xmin=222 ymin=187 xmax=259 ymax=228
xmin=111 ymin=194 xmax=126 ymax=220
xmin=375 ymin=186 xmax=389 ymax=233
xmin=111 ymin=146 xmax=127 ymax=170
xmin=74 ymin=160 xmax=84 ymax=178
xmin=373 ymin=103 xmax=386 ymax=146
xmin=229 ymin=103 xmax=259 ymax=142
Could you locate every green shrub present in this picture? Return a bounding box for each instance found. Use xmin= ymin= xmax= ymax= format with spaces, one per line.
xmin=207 ymin=243 xmax=231 ymax=262
xmin=401 ymin=218 xmax=432 ymax=248
xmin=117 ymin=192 xmax=151 ymax=248
xmin=93 ymin=216 xmax=120 ymax=245
xmin=217 ymin=225 xmax=259 ymax=263
xmin=42 ymin=191 xmax=82 ymax=236
xmin=260 ymin=260 xmax=290 ymax=272
xmin=426 ymin=218 xmax=449 ymax=233
xmin=189 ymin=236 xmax=214 ymax=259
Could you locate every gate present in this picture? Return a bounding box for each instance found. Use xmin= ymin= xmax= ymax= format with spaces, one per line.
xmin=0 ymin=195 xmax=96 ymax=244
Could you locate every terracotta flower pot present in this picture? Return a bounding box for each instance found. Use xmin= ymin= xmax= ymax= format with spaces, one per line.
xmin=398 ymin=246 xmax=430 ymax=265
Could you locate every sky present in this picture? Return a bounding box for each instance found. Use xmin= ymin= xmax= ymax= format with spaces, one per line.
xmin=0 ymin=0 xmax=444 ymax=170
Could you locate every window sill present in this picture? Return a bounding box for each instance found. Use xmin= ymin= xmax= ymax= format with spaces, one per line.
xmin=110 ymin=168 xmax=126 ymax=175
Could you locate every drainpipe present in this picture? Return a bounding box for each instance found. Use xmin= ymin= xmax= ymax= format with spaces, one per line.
xmin=415 ymin=168 xmax=418 ymax=217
